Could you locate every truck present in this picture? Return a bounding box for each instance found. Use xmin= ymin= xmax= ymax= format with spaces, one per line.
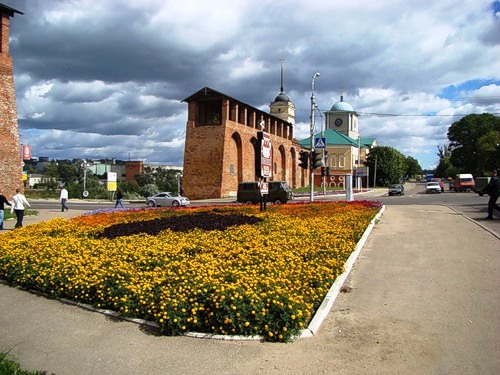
xmin=454 ymin=173 xmax=475 ymax=192
xmin=425 ymin=174 xmax=434 ymax=182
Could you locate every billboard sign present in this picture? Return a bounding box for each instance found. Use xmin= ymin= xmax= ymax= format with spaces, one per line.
xmin=107 ymin=172 xmax=117 ymax=191
xmin=22 ymin=145 xmax=31 ymax=160
xmin=259 ymin=131 xmax=272 ymax=178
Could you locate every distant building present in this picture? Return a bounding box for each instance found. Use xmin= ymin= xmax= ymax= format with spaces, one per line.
xmin=126 ymin=161 xmax=143 ymax=181
xmin=299 ymin=95 xmax=377 ymax=188
xmin=0 ymin=4 xmax=23 ymax=197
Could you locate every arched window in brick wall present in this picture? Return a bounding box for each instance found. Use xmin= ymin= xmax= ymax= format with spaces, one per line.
xmin=278 ymin=145 xmax=286 ymax=181
xmin=231 ymin=132 xmax=243 ymax=183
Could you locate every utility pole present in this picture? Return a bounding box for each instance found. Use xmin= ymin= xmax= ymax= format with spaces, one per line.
xmin=310 ymin=72 xmax=320 ymax=202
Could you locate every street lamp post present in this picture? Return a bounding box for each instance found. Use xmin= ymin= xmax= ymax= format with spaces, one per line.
xmin=310 ymin=72 xmax=320 ymax=202
xmin=81 ymin=160 xmax=88 ymax=198
xmin=177 ymin=173 xmax=183 ymax=196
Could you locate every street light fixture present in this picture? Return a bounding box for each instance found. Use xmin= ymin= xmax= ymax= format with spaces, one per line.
xmin=81 ymin=160 xmax=89 ymax=198
xmin=177 ymin=173 xmax=183 ymax=196
xmin=310 ymin=72 xmax=320 ymax=202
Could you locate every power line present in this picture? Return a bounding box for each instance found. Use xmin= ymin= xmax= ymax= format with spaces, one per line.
xmin=356 ymin=112 xmax=500 ymax=117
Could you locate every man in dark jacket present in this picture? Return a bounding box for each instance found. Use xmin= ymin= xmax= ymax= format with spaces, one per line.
xmin=0 ymin=190 xmax=12 ymax=230
xmin=483 ymin=170 xmax=500 ymax=220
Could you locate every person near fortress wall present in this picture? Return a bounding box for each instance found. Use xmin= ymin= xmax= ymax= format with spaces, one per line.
xmin=0 ymin=190 xmax=12 ymax=230
xmin=482 ymin=169 xmax=500 ymax=220
xmin=10 ymin=188 xmax=31 ymax=228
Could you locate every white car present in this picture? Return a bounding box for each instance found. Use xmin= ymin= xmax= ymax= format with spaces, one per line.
xmin=425 ymin=181 xmax=441 ymax=194
xmin=146 ymin=192 xmax=190 ymax=207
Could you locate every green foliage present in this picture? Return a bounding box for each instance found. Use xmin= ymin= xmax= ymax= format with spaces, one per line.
xmin=366 ymin=146 xmax=407 ymax=186
xmin=448 ymin=114 xmax=500 ymax=175
xmin=476 ymin=130 xmax=500 ymax=174
xmin=118 ymin=180 xmax=141 ymax=195
xmin=3 ymin=210 xmax=38 ymax=220
xmin=24 ymin=189 xmax=58 ymax=199
xmin=42 ymin=163 xmax=59 ymax=178
xmin=134 ymin=172 xmax=155 ymax=187
xmin=405 ymin=156 xmax=422 ymax=178
xmin=140 ymin=183 xmax=159 ymax=197
xmin=57 ymin=162 xmax=79 ymax=185
xmin=0 ymin=350 xmax=50 ymax=375
xmin=137 ymin=168 xmax=181 ymax=193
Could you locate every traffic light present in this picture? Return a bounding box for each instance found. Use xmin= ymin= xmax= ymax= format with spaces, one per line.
xmin=326 ymin=166 xmax=331 ymax=176
xmin=298 ymin=151 xmax=309 ymax=169
xmin=311 ymin=150 xmax=321 ymax=169
xmin=321 ymin=166 xmax=326 ymax=176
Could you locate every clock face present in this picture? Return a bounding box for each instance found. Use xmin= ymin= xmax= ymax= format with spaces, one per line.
xmin=335 ymin=118 xmax=343 ymax=126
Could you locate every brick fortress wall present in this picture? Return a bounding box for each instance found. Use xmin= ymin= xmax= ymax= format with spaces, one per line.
xmin=0 ymin=11 xmax=22 ymax=198
xmin=182 ymin=89 xmax=308 ymax=200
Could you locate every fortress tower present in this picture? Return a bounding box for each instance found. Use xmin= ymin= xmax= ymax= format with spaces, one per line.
xmin=0 ymin=4 xmax=23 ymax=196
xmin=182 ymin=87 xmax=305 ymax=199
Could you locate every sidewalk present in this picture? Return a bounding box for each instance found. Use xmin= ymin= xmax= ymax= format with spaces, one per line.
xmin=0 ymin=204 xmax=498 ymax=374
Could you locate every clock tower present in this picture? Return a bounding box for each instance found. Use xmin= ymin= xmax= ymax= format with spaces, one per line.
xmin=325 ymin=95 xmax=359 ymax=140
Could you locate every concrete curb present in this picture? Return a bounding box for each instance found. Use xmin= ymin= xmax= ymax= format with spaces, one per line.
xmin=300 ymin=205 xmax=386 ymax=338
xmin=445 ymin=204 xmax=500 ymax=240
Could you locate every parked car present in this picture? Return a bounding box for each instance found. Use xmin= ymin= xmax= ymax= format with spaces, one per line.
xmin=237 ymin=181 xmax=293 ymax=204
xmin=146 ymin=192 xmax=190 ymax=207
xmin=473 ymin=177 xmax=490 ymax=196
xmin=425 ymin=181 xmax=442 ymax=194
xmin=388 ymin=184 xmax=405 ymax=196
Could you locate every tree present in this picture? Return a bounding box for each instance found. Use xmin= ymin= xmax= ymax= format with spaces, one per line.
xmin=448 ymin=114 xmax=500 ymax=175
xmin=366 ymin=146 xmax=407 ymax=186
xmin=405 ymin=156 xmax=422 ymax=179
xmin=140 ymin=183 xmax=159 ymax=197
xmin=43 ymin=163 xmax=59 ymax=179
xmin=436 ymin=145 xmax=451 ymax=159
xmin=434 ymin=156 xmax=459 ymax=179
xmin=58 ymin=162 xmax=79 ymax=185
xmin=476 ymin=130 xmax=500 ymax=174
xmin=134 ymin=172 xmax=155 ymax=187
xmin=154 ymin=168 xmax=181 ymax=192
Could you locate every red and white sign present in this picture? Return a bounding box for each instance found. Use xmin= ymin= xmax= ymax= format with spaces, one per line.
xmin=259 ymin=181 xmax=269 ymax=196
xmin=22 ymin=145 xmax=31 ymax=160
xmin=260 ymin=132 xmax=272 ymax=178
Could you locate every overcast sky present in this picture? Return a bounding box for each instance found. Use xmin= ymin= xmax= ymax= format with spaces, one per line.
xmin=4 ymin=0 xmax=500 ymax=170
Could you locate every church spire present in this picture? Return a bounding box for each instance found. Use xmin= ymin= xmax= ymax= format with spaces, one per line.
xmin=280 ymin=59 xmax=284 ymax=93
xmin=269 ymin=59 xmax=295 ymax=124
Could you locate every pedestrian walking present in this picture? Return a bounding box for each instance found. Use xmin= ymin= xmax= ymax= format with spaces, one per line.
xmin=482 ymin=169 xmax=500 ymax=220
xmin=114 ymin=190 xmax=124 ymax=208
xmin=0 ymin=190 xmax=12 ymax=230
xmin=11 ymin=188 xmax=31 ymax=228
xmin=60 ymin=187 xmax=69 ymax=212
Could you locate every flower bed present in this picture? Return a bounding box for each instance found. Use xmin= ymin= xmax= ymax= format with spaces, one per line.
xmin=0 ymin=201 xmax=381 ymax=342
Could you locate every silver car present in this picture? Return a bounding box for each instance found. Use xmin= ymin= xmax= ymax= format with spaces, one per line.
xmin=146 ymin=192 xmax=190 ymax=207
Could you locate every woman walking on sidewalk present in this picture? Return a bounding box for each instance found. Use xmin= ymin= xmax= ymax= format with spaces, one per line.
xmin=11 ymin=188 xmax=31 ymax=228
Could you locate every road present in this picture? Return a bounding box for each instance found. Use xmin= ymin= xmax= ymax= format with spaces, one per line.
xmin=28 ymin=182 xmax=499 ymax=236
